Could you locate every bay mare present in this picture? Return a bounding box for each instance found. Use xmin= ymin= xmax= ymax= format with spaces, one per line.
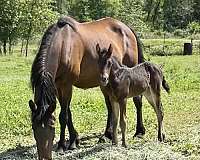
xmin=29 ymin=16 xmax=145 ymax=159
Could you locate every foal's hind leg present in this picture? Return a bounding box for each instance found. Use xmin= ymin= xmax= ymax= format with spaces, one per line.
xmin=144 ymin=89 xmax=165 ymax=141
xmin=57 ymin=83 xmax=79 ymax=151
xmin=133 ymin=96 xmax=145 ymax=137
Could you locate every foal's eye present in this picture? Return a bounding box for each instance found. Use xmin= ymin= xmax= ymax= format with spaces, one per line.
xmin=107 ymin=61 xmax=111 ymax=67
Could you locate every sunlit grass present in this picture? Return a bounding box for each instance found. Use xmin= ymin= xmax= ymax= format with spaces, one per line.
xmin=0 ymin=53 xmax=199 ymax=158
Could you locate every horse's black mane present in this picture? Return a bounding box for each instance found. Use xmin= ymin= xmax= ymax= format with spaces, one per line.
xmin=30 ymin=24 xmax=57 ymax=120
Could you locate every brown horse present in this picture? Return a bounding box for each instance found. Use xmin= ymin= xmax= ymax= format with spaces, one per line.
xmin=29 ymin=16 xmax=145 ymax=159
xmin=96 ymin=44 xmax=170 ymax=147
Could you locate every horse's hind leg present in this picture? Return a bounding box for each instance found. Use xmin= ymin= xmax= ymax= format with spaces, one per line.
xmin=57 ymin=83 xmax=79 ymax=151
xmin=133 ymin=96 xmax=145 ymax=137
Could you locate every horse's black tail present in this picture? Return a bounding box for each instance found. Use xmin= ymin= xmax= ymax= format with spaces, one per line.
xmin=129 ymin=28 xmax=145 ymax=64
xmin=162 ymin=76 xmax=170 ymax=93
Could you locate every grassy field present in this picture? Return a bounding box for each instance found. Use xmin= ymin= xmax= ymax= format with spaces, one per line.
xmin=0 ymin=52 xmax=200 ymax=159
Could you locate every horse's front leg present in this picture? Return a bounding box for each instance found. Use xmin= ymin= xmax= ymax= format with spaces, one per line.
xmin=133 ymin=95 xmax=145 ymax=137
xmin=98 ymin=88 xmax=113 ymax=143
xmin=57 ymin=83 xmax=79 ymax=151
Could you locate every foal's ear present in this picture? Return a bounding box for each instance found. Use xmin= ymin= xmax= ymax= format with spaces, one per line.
xmin=29 ymin=100 xmax=37 ymax=112
xmin=107 ymin=44 xmax=113 ymax=58
xmin=96 ymin=43 xmax=101 ymax=55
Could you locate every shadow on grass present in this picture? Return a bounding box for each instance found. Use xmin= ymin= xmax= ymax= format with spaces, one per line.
xmin=0 ymin=132 xmax=104 ymax=159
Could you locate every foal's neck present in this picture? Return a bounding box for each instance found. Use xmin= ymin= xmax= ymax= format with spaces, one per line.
xmin=110 ymin=57 xmax=124 ymax=79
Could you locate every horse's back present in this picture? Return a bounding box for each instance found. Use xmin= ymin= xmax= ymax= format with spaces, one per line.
xmin=77 ymin=17 xmax=138 ymax=66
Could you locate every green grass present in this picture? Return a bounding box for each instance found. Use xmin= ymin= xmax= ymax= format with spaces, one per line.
xmin=0 ymin=53 xmax=200 ymax=158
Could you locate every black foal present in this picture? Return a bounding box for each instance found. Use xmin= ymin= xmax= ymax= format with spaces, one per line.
xmin=96 ymin=43 xmax=170 ymax=147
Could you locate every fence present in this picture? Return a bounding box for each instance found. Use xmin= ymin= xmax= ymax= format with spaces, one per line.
xmin=142 ymin=39 xmax=200 ymax=56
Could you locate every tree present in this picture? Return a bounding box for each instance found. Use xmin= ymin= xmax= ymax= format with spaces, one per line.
xmin=0 ymin=0 xmax=21 ymax=54
xmin=163 ymin=0 xmax=193 ymax=32
xmin=19 ymin=0 xmax=58 ymax=56
xmin=192 ymin=0 xmax=200 ymax=22
xmin=117 ymin=0 xmax=148 ymax=32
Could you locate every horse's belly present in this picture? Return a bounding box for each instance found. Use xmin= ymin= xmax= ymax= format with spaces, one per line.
xmin=73 ymin=78 xmax=99 ymax=89
xmin=73 ymin=68 xmax=100 ymax=89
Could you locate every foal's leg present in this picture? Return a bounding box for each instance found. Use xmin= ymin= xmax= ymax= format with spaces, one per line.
xmin=119 ymin=98 xmax=127 ymax=147
xmin=144 ymin=89 xmax=165 ymax=142
xmin=57 ymin=84 xmax=79 ymax=151
xmin=133 ymin=96 xmax=145 ymax=137
xmin=110 ymin=98 xmax=120 ymax=145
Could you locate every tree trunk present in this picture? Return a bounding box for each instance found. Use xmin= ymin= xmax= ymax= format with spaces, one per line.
xmin=3 ymin=40 xmax=6 ymax=55
xmin=0 ymin=45 xmax=2 ymax=55
xmin=25 ymin=36 xmax=30 ymax=57
xmin=21 ymin=39 xmax=24 ymax=55
xmin=8 ymin=38 xmax=12 ymax=54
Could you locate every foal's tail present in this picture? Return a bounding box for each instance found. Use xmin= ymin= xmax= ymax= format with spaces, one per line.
xmin=162 ymin=76 xmax=170 ymax=93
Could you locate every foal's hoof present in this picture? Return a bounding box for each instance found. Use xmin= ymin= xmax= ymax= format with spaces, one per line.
xmin=112 ymin=142 xmax=118 ymax=147
xmin=158 ymin=133 xmax=165 ymax=142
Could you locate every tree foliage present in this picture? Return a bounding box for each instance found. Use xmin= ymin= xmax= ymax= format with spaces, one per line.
xmin=0 ymin=0 xmax=58 ymax=55
xmin=0 ymin=0 xmax=200 ymax=56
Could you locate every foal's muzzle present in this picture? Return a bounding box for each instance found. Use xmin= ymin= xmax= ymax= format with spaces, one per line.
xmin=100 ymin=74 xmax=109 ymax=86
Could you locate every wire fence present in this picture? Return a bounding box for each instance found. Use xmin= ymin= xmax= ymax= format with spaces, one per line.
xmin=142 ymin=40 xmax=200 ymax=56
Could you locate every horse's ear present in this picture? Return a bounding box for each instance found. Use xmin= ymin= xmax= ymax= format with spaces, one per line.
xmin=107 ymin=44 xmax=113 ymax=58
xmin=96 ymin=43 xmax=101 ymax=55
xmin=29 ymin=100 xmax=37 ymax=112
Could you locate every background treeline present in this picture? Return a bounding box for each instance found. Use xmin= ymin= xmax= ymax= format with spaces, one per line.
xmin=0 ymin=0 xmax=200 ymax=55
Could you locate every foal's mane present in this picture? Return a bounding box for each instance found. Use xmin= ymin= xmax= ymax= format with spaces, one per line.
xmin=30 ymin=24 xmax=57 ymax=120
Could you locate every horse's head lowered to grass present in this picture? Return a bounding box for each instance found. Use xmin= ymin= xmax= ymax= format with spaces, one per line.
xmin=29 ymin=99 xmax=55 ymax=160
xmin=29 ymin=71 xmax=57 ymax=159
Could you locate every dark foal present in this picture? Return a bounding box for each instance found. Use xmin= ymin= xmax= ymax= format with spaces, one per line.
xmin=96 ymin=44 xmax=170 ymax=147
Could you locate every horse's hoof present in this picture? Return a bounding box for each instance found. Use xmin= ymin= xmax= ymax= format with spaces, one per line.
xmin=133 ymin=133 xmax=144 ymax=139
xmin=98 ymin=134 xmax=112 ymax=143
xmin=122 ymin=143 xmax=127 ymax=148
xmin=98 ymin=136 xmax=106 ymax=143
xmin=105 ymin=131 xmax=112 ymax=140
xmin=68 ymin=142 xmax=77 ymax=150
xmin=57 ymin=141 xmax=67 ymax=152
xmin=134 ymin=127 xmax=145 ymax=138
